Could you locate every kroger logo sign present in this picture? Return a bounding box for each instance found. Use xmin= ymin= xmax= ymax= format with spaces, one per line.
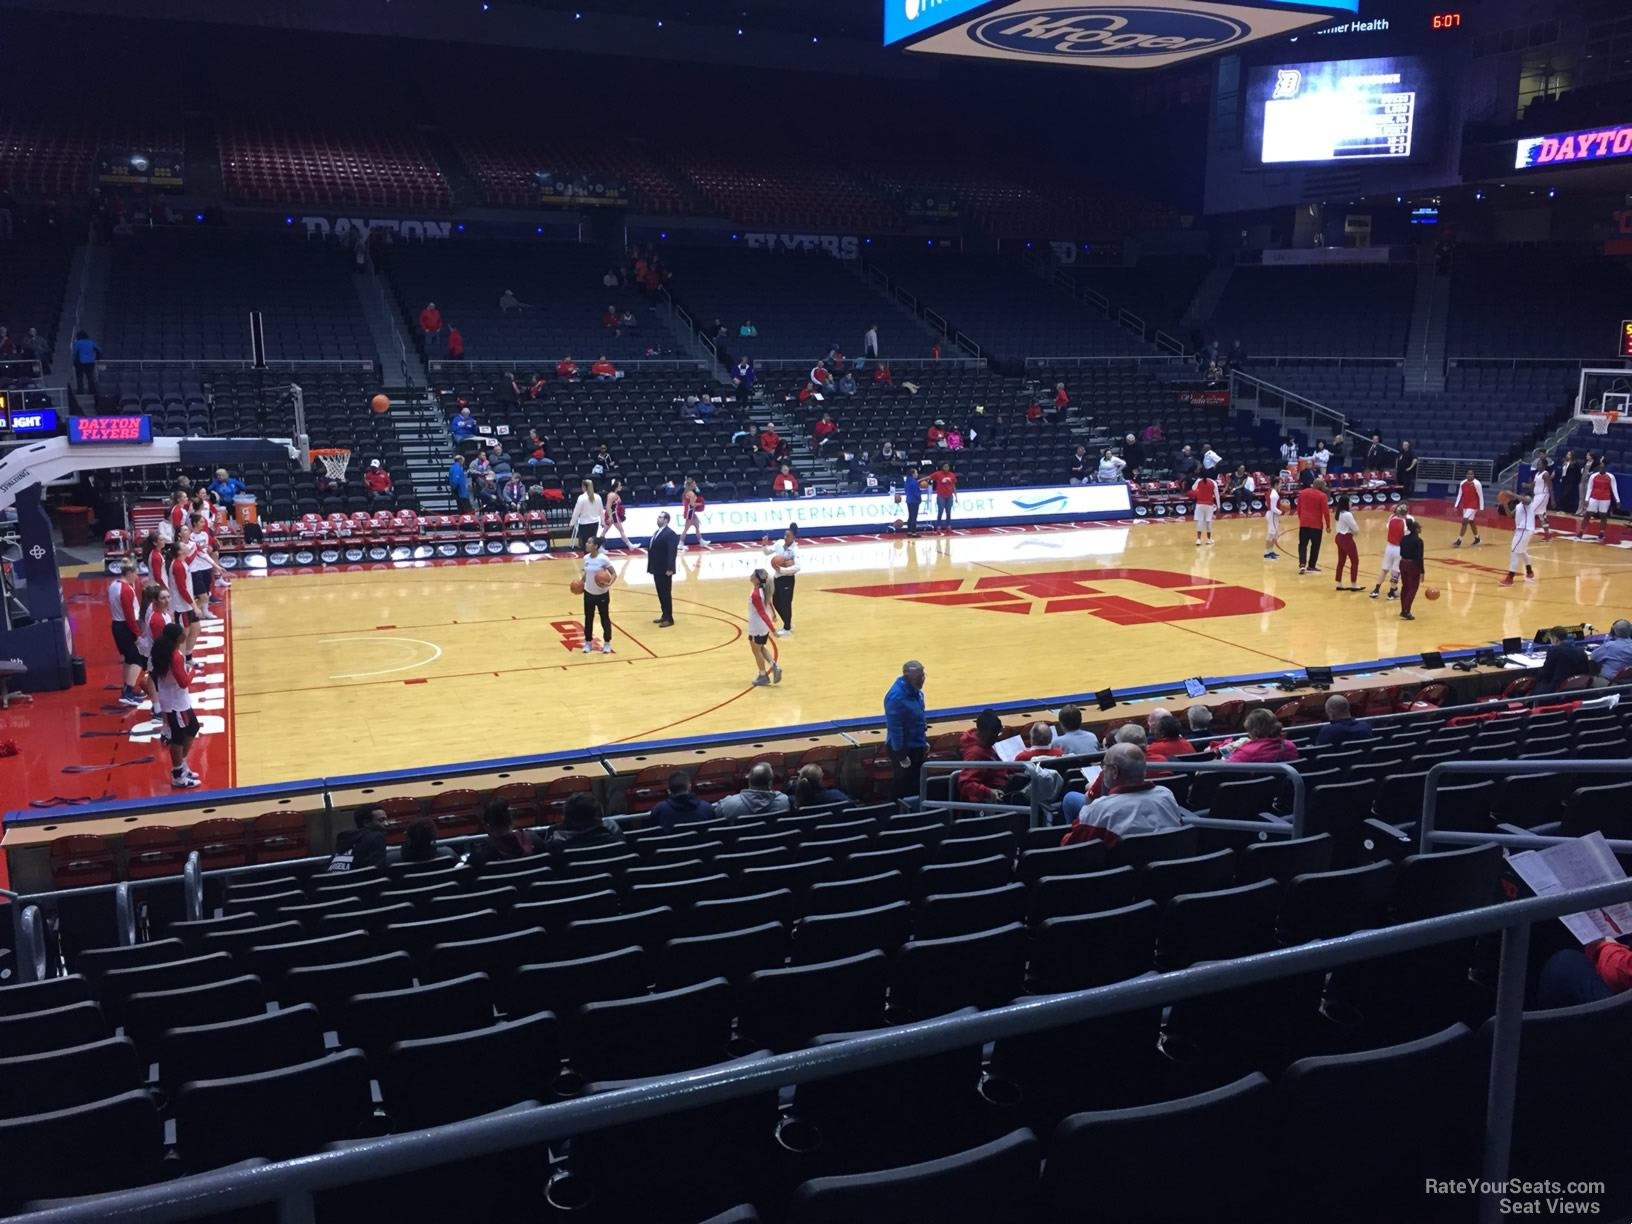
xmin=967 ymin=7 xmax=1247 ymax=58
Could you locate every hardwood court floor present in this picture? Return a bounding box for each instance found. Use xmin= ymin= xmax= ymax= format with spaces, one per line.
xmin=227 ymin=510 xmax=1632 ymax=785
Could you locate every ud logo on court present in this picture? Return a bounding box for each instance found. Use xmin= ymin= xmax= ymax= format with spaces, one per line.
xmin=967 ymin=8 xmax=1249 ymax=59
xmin=830 ymin=568 xmax=1282 ymax=625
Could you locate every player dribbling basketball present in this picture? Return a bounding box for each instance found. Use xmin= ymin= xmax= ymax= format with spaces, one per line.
xmin=1371 ymin=504 xmax=1410 ymax=600
xmin=580 ymin=536 xmax=615 ymax=654
xmin=1191 ymin=472 xmax=1217 ymax=547
xmin=1499 ymin=491 xmax=1537 ymax=587
xmin=747 ymin=569 xmax=782 ymax=687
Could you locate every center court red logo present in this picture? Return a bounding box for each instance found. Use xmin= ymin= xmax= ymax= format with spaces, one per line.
xmin=830 ymin=567 xmax=1284 ymax=623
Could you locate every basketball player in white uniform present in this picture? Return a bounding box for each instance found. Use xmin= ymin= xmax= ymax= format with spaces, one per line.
xmin=1499 ymin=492 xmax=1537 ymax=586
xmin=1528 ymin=450 xmax=1553 ymax=537
xmin=1262 ymin=487 xmax=1281 ymax=561
xmin=580 ymin=537 xmax=615 ymax=654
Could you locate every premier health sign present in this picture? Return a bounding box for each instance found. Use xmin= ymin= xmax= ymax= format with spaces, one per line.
xmin=886 ymin=0 xmax=1358 ymax=68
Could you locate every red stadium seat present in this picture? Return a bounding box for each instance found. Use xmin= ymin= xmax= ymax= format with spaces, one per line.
xmin=251 ymin=811 xmax=311 ymax=862
xmin=49 ymin=835 xmax=117 ymax=888
xmin=427 ymin=789 xmax=482 ymax=839
xmin=187 ymin=818 xmax=252 ymax=871
xmin=122 ymin=826 xmax=188 ymax=881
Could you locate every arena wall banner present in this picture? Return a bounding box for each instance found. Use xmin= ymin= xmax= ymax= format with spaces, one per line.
xmin=621 ymin=482 xmax=1132 ymax=542
xmin=301 ymin=215 xmax=457 ymax=241
xmin=1176 ymin=388 xmax=1230 ymax=406
xmin=741 ymin=233 xmax=861 ymax=259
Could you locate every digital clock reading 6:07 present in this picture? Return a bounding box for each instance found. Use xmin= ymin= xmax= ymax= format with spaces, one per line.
xmin=1431 ymin=12 xmax=1462 ymax=29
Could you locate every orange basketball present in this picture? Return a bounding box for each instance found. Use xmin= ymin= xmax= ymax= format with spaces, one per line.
xmin=771 ymin=554 xmax=794 ymax=571
xmin=594 ymin=567 xmax=616 ymax=589
xmin=1425 ymin=586 xmax=1441 ymax=600
xmin=569 ymin=577 xmax=585 ymax=595
xmin=370 ymin=394 xmax=391 ymax=414
xmin=1278 ymin=500 xmax=1291 ymax=514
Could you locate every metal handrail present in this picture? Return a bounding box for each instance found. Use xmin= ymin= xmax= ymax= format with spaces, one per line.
xmin=918 ymin=758 xmax=1039 ymax=826
xmin=22 ymin=875 xmax=1632 ymax=1224
xmin=1135 ymin=760 xmax=1307 ymax=839
xmin=115 ymin=883 xmax=135 ymax=946
xmin=183 ymin=852 xmax=203 ymax=922
xmin=18 ymin=905 xmax=45 ymax=985
xmin=1419 ymin=759 xmax=1632 ymax=855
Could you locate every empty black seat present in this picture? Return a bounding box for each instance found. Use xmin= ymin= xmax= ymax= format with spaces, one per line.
xmin=1042 ymin=1074 xmax=1272 ymax=1222
xmin=683 ymin=889 xmax=798 ymax=937
xmin=249 ymin=931 xmax=373 ymax=985
xmin=124 ymin=975 xmax=265 ymax=1053
xmin=1016 ymin=841 xmax=1106 ymax=886
xmin=916 ymin=883 xmax=1028 ymax=939
xmin=1278 ymin=861 xmax=1395 ymax=944
xmin=383 ymin=910 xmax=504 ymax=974
xmin=0 ymin=1037 xmax=143 ymax=1118
xmin=76 ymin=939 xmax=188 ymax=982
xmin=159 ymin=1005 xmax=328 ymax=1100
xmin=0 ymin=1090 xmax=162 ymax=1215
xmin=913 ymin=855 xmax=1011 ymax=900
xmin=339 ymin=974 xmax=496 ymax=1062
xmin=282 ymin=953 xmax=415 ymax=1022
xmin=888 ymin=923 xmax=1026 ymax=1022
xmin=514 ymin=888 xmax=620 ymax=930
xmin=1236 ymin=833 xmax=1334 ymax=884
xmin=1156 ymin=879 xmax=1281 ymax=971
xmin=805 ymin=871 xmax=908 ymax=916
xmin=1110 ymin=825 xmax=1198 ymax=869
xmin=574 ymin=978 xmax=734 ymax=1080
xmin=508 ymin=948 xmax=648 ymax=1019
xmin=202 ymin=921 xmax=304 ymax=960
xmin=1027 ymin=901 xmax=1158 ymax=994
xmin=564 ymin=907 xmax=675 ymax=958
xmin=1027 ymin=866 xmax=1138 ymax=924
xmin=316 ymin=902 xmax=417 ymax=939
xmin=175 ymin=1049 xmax=374 ymax=1171
xmin=789 ymin=1127 xmax=1041 ymax=1224
xmin=382 ymin=1011 xmax=561 ymax=1128
xmin=426 ymin=928 xmax=553 ymax=1002
xmin=792 ymin=902 xmax=913 ymax=965
xmin=657 ymin=922 xmax=788 ymax=990
xmin=1139 ymin=849 xmax=1236 ymax=906
xmin=739 ymin=952 xmax=890 ymax=1053
xmin=0 ymin=974 xmax=91 ymax=1017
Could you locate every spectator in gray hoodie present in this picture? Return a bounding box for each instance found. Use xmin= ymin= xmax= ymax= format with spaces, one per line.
xmin=714 ymin=762 xmax=791 ymax=822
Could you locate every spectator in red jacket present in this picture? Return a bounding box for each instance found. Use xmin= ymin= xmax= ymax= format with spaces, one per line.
xmin=1026 ymin=399 xmax=1044 ymax=426
xmin=418 ymin=301 xmax=443 ymax=338
xmin=528 ymin=372 xmax=548 ymax=400
xmin=957 ymin=709 xmax=1017 ymax=804
xmin=1224 ymin=710 xmax=1300 ymax=763
xmin=771 ymin=464 xmax=800 ymax=498
xmin=1015 ymin=722 xmax=1062 ymax=762
xmin=557 ymin=355 xmax=580 ymax=381
xmin=873 ymin=363 xmax=894 ymax=387
xmin=1540 ymin=936 xmax=1632 ymax=1007
xmin=758 ymin=425 xmax=781 ymax=457
xmin=446 ymin=326 xmax=464 ymax=360
xmin=1147 ymin=713 xmax=1196 ymax=760
xmin=1296 ymin=478 xmax=1332 ymax=573
xmin=363 ymin=460 xmax=393 ymax=503
xmin=591 ymin=355 xmax=621 ymax=382
xmin=603 ymin=305 xmax=620 ymax=330
xmin=1054 ymin=382 xmax=1070 ymax=411
xmin=926 ymin=420 xmax=947 ymax=448
xmin=813 ymin=413 xmax=838 ymax=453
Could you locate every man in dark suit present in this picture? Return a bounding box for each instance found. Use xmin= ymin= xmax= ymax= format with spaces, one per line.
xmin=1536 ymin=626 xmax=1591 ymax=694
xmin=647 ymin=510 xmax=678 ymax=626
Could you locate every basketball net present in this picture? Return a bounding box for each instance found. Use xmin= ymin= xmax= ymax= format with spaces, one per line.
xmin=1587 ymin=411 xmax=1618 ymax=436
xmin=311 ymin=449 xmax=353 ymax=481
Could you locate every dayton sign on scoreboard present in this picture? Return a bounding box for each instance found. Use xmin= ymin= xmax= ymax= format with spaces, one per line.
xmin=886 ymin=0 xmax=1357 ymax=68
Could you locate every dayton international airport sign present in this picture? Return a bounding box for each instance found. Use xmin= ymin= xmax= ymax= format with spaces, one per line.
xmin=885 ymin=0 xmax=1358 ymax=68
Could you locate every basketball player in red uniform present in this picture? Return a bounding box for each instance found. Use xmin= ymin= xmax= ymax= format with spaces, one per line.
xmin=164 ymin=537 xmax=200 ymax=665
xmin=1370 ymin=503 xmax=1410 ymax=600
xmin=1579 ymin=461 xmax=1620 ymax=543
xmin=601 ymin=478 xmax=635 ymax=552
xmin=142 ymin=530 xmax=164 ymax=584
xmin=150 ymin=621 xmax=201 ymax=788
xmin=747 ymin=569 xmax=781 ymax=686
xmin=681 ymin=479 xmax=707 ymax=548
xmin=1452 ymin=470 xmax=1484 ymax=548
xmin=1191 ymin=473 xmax=1217 ymax=546
xmin=166 ymin=490 xmax=189 ymax=541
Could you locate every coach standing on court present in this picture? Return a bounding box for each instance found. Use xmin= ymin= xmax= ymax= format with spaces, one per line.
xmin=764 ymin=524 xmax=799 ymax=636
xmin=647 ymin=511 xmax=678 ymax=627
xmin=1297 ymin=477 xmax=1332 ymax=574
xmin=885 ymin=660 xmax=928 ymax=801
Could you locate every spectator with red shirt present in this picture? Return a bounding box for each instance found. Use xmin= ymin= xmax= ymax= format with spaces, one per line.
xmin=364 ymin=460 xmax=393 ymax=504
xmin=772 ymin=464 xmax=800 ymax=499
xmin=1222 ymin=710 xmax=1300 ymax=763
xmin=446 ymin=326 xmax=464 ymax=360
xmin=926 ymin=420 xmax=947 ymax=449
xmin=1540 ymin=937 xmax=1632 ymax=1007
xmin=758 ymin=424 xmax=781 ymax=461
xmin=1296 ymin=478 xmax=1332 ymax=573
xmin=1026 ymin=399 xmax=1044 ymax=426
xmin=1061 ymin=745 xmax=1184 ymax=848
xmin=418 ymin=301 xmax=443 ymax=344
xmin=930 ymin=341 xmax=941 ymax=360
xmin=557 ymin=354 xmax=580 ymax=381
xmin=873 ymin=363 xmax=894 ymax=387
xmin=1054 ymin=382 xmax=1070 ymax=412
xmin=813 ymin=413 xmax=838 ymax=454
xmin=957 ymin=710 xmax=1018 ymax=804
xmin=810 ymin=362 xmax=832 ymax=390
xmin=1015 ymin=722 xmax=1063 ymax=762
xmin=591 ymin=355 xmax=621 ymax=382
xmin=930 ymin=461 xmax=957 ymax=533
xmin=603 ymin=305 xmax=620 ymax=331
xmin=1147 ymin=714 xmax=1196 ymax=760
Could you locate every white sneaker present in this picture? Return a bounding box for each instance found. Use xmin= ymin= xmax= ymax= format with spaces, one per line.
xmin=771 ymin=663 xmax=783 ymax=685
xmin=776 ymin=628 xmax=792 ymax=637
xmin=601 ymin=642 xmax=614 ymax=654
xmin=171 ymin=773 xmax=201 ymax=789
xmin=582 ymin=642 xmax=593 ymax=654
xmin=198 ymin=609 xmax=222 ymax=622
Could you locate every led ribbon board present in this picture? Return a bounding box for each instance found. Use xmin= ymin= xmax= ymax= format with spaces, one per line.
xmin=68 ymin=415 xmax=153 ymax=444
xmin=1515 ymin=124 xmax=1632 ymax=171
xmin=887 ymin=0 xmax=1358 ymax=68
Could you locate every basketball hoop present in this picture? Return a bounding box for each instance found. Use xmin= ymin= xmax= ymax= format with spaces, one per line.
xmin=1591 ymin=413 xmax=1613 ymax=436
xmin=310 ymin=449 xmax=353 ymax=482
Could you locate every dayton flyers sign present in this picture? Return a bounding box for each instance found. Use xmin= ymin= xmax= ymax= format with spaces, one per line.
xmin=1515 ymin=124 xmax=1632 ymax=170
xmin=892 ymin=0 xmax=1354 ymax=69
xmin=831 ymin=567 xmax=1282 ymax=624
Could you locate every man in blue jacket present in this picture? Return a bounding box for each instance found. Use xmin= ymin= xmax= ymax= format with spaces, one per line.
xmin=448 ymin=455 xmax=471 ymax=509
xmin=884 ymin=659 xmax=928 ymax=801
xmin=902 ymin=467 xmax=922 ymax=537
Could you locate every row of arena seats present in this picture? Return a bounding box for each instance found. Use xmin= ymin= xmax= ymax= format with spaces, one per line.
xmin=5 ymin=811 xmax=1627 ymax=1219
xmin=218 ymin=116 xmax=451 ymax=210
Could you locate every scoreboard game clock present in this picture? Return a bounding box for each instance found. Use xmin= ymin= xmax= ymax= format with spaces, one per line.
xmin=1621 ymin=321 xmax=1632 ymax=360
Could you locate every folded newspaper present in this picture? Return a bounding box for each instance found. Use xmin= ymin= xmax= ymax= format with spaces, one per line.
xmin=1508 ymin=831 xmax=1632 ymax=945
